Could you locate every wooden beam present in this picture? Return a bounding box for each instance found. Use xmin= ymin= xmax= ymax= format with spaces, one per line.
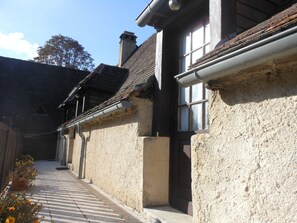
xmin=210 ymin=0 xmax=237 ymax=49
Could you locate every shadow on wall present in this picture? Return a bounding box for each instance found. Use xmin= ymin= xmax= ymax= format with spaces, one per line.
xmin=67 ymin=139 xmax=74 ymax=163
xmin=218 ymin=62 xmax=297 ymax=106
xmin=82 ymin=130 xmax=92 ymax=179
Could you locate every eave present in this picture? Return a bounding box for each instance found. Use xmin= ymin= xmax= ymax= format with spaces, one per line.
xmin=175 ymin=26 xmax=297 ymax=88
xmin=57 ymin=100 xmax=132 ymax=130
xmin=175 ymin=4 xmax=297 ymax=89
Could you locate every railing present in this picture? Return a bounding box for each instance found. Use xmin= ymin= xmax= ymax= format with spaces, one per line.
xmin=0 ymin=121 xmax=22 ymax=190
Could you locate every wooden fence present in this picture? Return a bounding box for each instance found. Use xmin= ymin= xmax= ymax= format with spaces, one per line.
xmin=0 ymin=121 xmax=22 ymax=190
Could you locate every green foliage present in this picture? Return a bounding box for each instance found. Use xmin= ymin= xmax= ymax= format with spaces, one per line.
xmin=9 ymin=155 xmax=37 ymax=190
xmin=0 ymin=155 xmax=42 ymax=222
xmin=0 ymin=192 xmax=42 ymax=223
xmin=34 ymin=34 xmax=94 ymax=71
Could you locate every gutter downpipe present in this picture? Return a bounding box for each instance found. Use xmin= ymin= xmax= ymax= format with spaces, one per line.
xmin=136 ymin=0 xmax=164 ymax=27
xmin=59 ymin=130 xmax=67 ymax=166
xmin=77 ymin=123 xmax=85 ymax=179
xmin=67 ymin=100 xmax=132 ymax=179
xmin=175 ymin=26 xmax=297 ymax=87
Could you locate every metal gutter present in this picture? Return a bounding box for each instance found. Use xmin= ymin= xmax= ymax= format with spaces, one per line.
xmin=175 ymin=26 xmax=297 ymax=87
xmin=136 ymin=0 xmax=165 ymax=27
xmin=57 ymin=100 xmax=132 ymax=178
xmin=64 ymin=100 xmax=133 ymax=129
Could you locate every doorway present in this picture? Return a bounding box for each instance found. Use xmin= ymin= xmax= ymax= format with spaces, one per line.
xmin=169 ymin=19 xmax=210 ymax=215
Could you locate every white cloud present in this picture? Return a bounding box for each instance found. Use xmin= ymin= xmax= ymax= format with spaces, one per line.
xmin=0 ymin=32 xmax=39 ymax=59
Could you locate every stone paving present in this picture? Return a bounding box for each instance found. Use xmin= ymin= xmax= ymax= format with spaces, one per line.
xmin=30 ymin=161 xmax=144 ymax=223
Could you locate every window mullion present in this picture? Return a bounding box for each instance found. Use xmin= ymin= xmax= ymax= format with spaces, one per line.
xmin=178 ymin=20 xmax=210 ymax=132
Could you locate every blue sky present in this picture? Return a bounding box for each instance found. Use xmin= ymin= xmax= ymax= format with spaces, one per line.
xmin=0 ymin=0 xmax=155 ymax=66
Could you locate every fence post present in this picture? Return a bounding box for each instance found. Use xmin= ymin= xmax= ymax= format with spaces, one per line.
xmin=0 ymin=125 xmax=9 ymax=189
xmin=0 ymin=121 xmax=21 ymax=190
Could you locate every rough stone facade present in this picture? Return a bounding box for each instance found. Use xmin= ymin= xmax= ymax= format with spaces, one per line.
xmin=191 ymin=63 xmax=297 ymax=222
xmin=66 ymin=96 xmax=169 ymax=211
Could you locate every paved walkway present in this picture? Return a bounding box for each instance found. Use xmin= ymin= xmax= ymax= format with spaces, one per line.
xmin=30 ymin=161 xmax=144 ymax=223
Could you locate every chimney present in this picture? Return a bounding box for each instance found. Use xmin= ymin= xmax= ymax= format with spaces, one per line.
xmin=118 ymin=31 xmax=137 ymax=67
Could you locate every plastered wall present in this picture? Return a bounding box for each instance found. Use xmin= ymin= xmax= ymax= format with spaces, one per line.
xmin=192 ymin=67 xmax=297 ymax=222
xmin=142 ymin=137 xmax=169 ymax=207
xmin=68 ymin=97 xmax=155 ymax=211
xmin=70 ymin=134 xmax=81 ymax=175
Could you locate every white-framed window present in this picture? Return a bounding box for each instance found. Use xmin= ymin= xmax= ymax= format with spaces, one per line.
xmin=178 ymin=19 xmax=210 ymax=131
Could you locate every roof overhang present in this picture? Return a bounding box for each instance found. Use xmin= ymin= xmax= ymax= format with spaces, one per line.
xmin=175 ymin=26 xmax=297 ymax=88
xmin=136 ymin=0 xmax=206 ymax=31
xmin=58 ymin=64 xmax=105 ymax=109
xmin=136 ymin=0 xmax=198 ymax=29
xmin=58 ymin=100 xmax=132 ymax=130
xmin=136 ymin=0 xmax=167 ymax=27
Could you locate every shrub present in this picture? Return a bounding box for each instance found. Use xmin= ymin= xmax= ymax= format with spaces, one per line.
xmin=0 ymin=192 xmax=42 ymax=223
xmin=9 ymin=155 xmax=37 ymax=190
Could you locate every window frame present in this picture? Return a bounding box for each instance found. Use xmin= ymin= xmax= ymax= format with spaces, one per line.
xmin=177 ymin=17 xmax=210 ymax=132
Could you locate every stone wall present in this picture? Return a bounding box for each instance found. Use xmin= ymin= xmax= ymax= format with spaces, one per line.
xmin=67 ymin=96 xmax=169 ymax=211
xmin=191 ymin=66 xmax=297 ymax=222
xmin=142 ymin=137 xmax=169 ymax=207
xmin=70 ymin=135 xmax=81 ymax=175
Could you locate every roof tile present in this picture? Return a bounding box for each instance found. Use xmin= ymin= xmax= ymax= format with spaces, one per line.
xmin=191 ymin=3 xmax=297 ymax=69
xmin=63 ymin=33 xmax=156 ymax=126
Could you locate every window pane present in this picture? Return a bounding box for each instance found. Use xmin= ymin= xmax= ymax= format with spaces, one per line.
xmin=178 ymin=21 xmax=210 ymax=132
xmin=205 ymin=23 xmax=210 ymax=43
xmin=181 ymin=32 xmax=191 ymax=55
xmin=192 ymin=49 xmax=203 ymax=64
xmin=180 ymin=107 xmax=189 ymax=131
xmin=180 ymin=86 xmax=190 ymax=105
xmin=192 ymin=83 xmax=203 ymax=102
xmin=192 ymin=26 xmax=204 ymax=50
xmin=192 ymin=104 xmax=202 ymax=130
xmin=204 ymin=102 xmax=209 ymax=129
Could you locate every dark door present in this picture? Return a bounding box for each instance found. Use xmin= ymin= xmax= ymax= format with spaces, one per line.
xmin=170 ymin=130 xmax=194 ymax=215
xmin=170 ymin=83 xmax=209 ymax=216
xmin=169 ymin=19 xmax=210 ymax=215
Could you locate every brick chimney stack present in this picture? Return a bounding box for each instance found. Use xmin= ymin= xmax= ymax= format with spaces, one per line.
xmin=118 ymin=31 xmax=137 ymax=67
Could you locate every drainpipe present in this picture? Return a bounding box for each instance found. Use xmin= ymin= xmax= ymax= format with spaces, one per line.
xmin=56 ymin=100 xmax=132 ymax=178
xmin=174 ymin=26 xmax=297 ymax=87
xmin=59 ymin=130 xmax=67 ymax=166
xmin=77 ymin=124 xmax=85 ymax=179
xmin=136 ymin=0 xmax=164 ymax=27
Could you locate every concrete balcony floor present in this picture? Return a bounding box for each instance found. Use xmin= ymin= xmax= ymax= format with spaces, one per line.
xmin=30 ymin=161 xmax=144 ymax=223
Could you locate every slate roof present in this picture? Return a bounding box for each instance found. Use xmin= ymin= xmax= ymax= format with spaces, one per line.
xmin=0 ymin=56 xmax=88 ymax=133
xmin=62 ymin=33 xmax=156 ymax=127
xmin=60 ymin=64 xmax=128 ymax=106
xmin=85 ymin=64 xmax=128 ymax=91
xmin=190 ymin=3 xmax=297 ymax=69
